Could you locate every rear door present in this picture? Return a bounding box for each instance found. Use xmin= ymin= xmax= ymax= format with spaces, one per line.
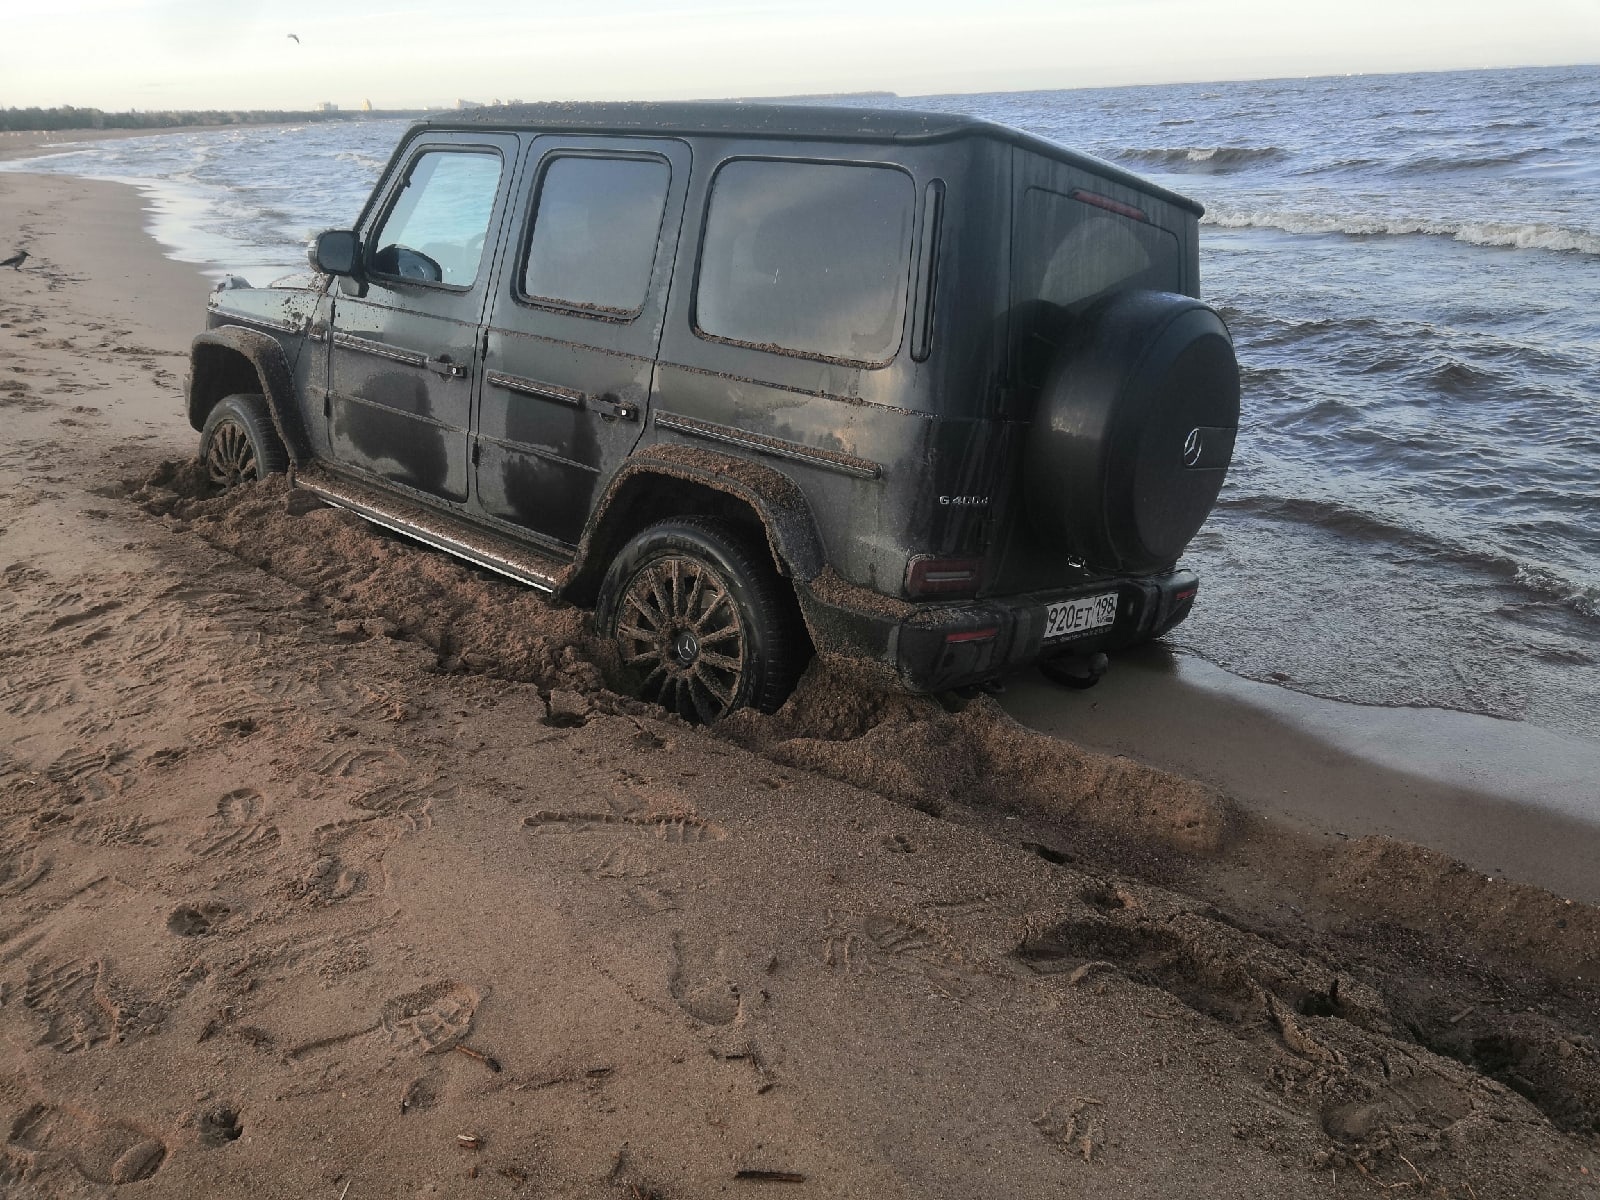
xmin=473 ymin=136 xmax=690 ymax=544
xmin=326 ymin=131 xmax=519 ymax=502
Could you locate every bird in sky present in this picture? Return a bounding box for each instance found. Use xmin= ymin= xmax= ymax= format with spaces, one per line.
xmin=287 ymin=33 xmax=301 ymax=43
xmin=1 ymin=249 xmax=27 ymax=269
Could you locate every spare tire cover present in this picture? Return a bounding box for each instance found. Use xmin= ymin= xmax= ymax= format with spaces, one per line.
xmin=1023 ymin=291 xmax=1239 ymax=575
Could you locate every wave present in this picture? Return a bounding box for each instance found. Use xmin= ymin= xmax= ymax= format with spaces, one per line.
xmin=1218 ymin=494 xmax=1600 ymax=620
xmin=333 ymin=149 xmax=389 ymax=172
xmin=1389 ymin=150 xmax=1538 ymax=175
xmin=1113 ymin=145 xmax=1287 ymax=173
xmin=1289 ymin=155 xmax=1384 ymax=176
xmin=1203 ymin=208 xmax=1600 ymax=256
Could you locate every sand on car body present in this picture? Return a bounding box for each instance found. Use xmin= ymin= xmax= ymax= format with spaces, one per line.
xmin=0 ymin=168 xmax=1597 ymax=1198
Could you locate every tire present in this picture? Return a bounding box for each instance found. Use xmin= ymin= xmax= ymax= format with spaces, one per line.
xmin=596 ymin=517 xmax=804 ymax=723
xmin=200 ymin=393 xmax=288 ymax=489
xmin=1024 ymin=291 xmax=1239 ymax=575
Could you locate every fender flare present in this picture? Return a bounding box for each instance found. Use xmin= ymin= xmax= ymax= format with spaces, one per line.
xmin=568 ymin=442 xmax=827 ymax=599
xmin=187 ymin=327 xmax=313 ymax=466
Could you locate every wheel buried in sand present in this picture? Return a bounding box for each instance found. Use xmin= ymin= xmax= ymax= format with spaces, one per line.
xmin=205 ymin=418 xmax=257 ymax=487
xmin=199 ymin=393 xmax=288 ymax=490
xmin=598 ymin=517 xmax=803 ymax=724
xmin=615 ymin=553 xmax=747 ymax=724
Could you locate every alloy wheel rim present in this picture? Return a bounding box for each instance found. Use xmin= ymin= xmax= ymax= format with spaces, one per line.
xmin=206 ymin=420 xmax=258 ymax=487
xmin=615 ymin=555 xmax=745 ymax=723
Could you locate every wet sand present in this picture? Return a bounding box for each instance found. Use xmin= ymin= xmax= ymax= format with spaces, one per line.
xmin=1004 ymin=648 xmax=1600 ymax=904
xmin=1 ymin=169 xmax=1597 ymax=1198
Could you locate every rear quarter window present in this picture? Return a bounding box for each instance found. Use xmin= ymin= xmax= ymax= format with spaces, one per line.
xmin=1017 ymin=187 xmax=1181 ymax=311
xmin=694 ymin=159 xmax=915 ymax=366
xmin=1014 ymin=186 xmax=1182 ymax=387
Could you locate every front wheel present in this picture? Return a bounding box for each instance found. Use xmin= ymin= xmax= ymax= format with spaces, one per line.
xmin=596 ymin=517 xmax=804 ymax=723
xmin=200 ymin=393 xmax=288 ymax=489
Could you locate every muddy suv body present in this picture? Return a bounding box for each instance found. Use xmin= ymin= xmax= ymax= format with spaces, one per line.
xmin=188 ymin=102 xmax=1238 ymax=717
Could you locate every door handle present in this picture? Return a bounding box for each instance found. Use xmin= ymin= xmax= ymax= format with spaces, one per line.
xmin=589 ymin=395 xmax=639 ymax=422
xmin=425 ymin=355 xmax=467 ymax=379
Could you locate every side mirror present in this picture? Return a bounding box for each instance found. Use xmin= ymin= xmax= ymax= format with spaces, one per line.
xmin=309 ymin=230 xmax=366 ymax=295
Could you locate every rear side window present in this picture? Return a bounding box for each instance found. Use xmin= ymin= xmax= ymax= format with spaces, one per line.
xmin=695 ymin=160 xmax=915 ymax=365
xmin=1017 ymin=187 xmax=1180 ymax=311
xmin=522 ymin=155 xmax=671 ymax=317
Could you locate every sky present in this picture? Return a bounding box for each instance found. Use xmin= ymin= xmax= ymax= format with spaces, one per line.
xmin=3 ymin=0 xmax=1599 ymax=111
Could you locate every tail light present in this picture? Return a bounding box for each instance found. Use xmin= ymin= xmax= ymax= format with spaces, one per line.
xmin=945 ymin=626 xmax=998 ymax=644
xmin=1070 ymin=188 xmax=1149 ymax=223
xmin=906 ymin=555 xmax=983 ymax=598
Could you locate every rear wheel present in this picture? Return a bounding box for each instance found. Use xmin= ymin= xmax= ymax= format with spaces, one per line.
xmin=597 ymin=517 xmax=803 ymax=722
xmin=200 ymin=393 xmax=288 ymax=488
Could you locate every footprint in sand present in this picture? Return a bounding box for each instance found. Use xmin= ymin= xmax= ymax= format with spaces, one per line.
xmin=44 ymin=746 xmax=130 ymax=801
xmin=166 ymin=901 xmax=231 ymax=937
xmin=187 ymin=788 xmax=279 ymax=857
xmin=820 ymin=913 xmax=968 ymax=996
xmin=308 ymin=746 xmax=409 ymax=782
xmin=20 ymin=958 xmax=157 ymax=1054
xmin=522 ymin=808 xmax=726 ymax=843
xmin=7 ymin=1101 xmax=168 ymax=1185
xmin=295 ymin=853 xmax=364 ymax=904
xmin=347 ymin=781 xmax=438 ymax=832
xmin=0 ymin=843 xmax=49 ymax=897
xmin=380 ymin=981 xmax=482 ymax=1054
xmin=669 ymin=933 xmax=742 ymax=1026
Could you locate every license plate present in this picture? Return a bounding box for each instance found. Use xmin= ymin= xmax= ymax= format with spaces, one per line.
xmin=1043 ymin=591 xmax=1119 ymax=641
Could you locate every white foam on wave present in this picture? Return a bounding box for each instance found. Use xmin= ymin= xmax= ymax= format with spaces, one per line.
xmin=333 ymin=149 xmax=389 ymax=172
xmin=1115 ymin=145 xmax=1286 ymax=172
xmin=1204 ymin=208 xmax=1600 ymax=256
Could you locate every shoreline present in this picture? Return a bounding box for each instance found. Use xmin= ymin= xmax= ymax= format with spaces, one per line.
xmin=1003 ymin=647 xmax=1600 ymax=904
xmin=0 ymin=124 xmax=240 ymax=162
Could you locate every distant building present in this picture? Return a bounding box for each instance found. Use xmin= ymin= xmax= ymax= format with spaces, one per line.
xmin=456 ymin=99 xmax=484 ymax=110
xmin=318 ymin=101 xmax=338 ymax=112
xmin=361 ymin=99 xmax=373 ymax=112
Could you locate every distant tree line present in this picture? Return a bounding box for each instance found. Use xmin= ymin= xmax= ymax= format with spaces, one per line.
xmin=0 ymin=107 xmax=425 ymax=132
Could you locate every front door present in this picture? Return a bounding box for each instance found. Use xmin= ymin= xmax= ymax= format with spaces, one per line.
xmin=327 ymin=132 xmax=519 ymax=502
xmin=474 ymin=136 xmax=691 ymax=544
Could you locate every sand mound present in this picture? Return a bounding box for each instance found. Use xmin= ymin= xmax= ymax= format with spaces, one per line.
xmin=1320 ymin=837 xmax=1600 ymax=981
xmin=131 ymin=466 xmax=614 ymax=697
xmin=727 ymin=664 xmax=1234 ymax=853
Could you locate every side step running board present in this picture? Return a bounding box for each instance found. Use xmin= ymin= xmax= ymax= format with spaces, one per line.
xmin=293 ymin=466 xmax=570 ymax=594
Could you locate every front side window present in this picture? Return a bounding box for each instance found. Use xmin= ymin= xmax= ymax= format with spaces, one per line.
xmin=695 ymin=160 xmax=915 ymax=365
xmin=370 ymin=150 xmax=503 ymax=287
xmin=522 ymin=155 xmax=671 ymax=317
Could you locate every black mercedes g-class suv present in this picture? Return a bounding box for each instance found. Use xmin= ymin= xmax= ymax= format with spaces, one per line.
xmin=188 ymin=102 xmax=1238 ymax=721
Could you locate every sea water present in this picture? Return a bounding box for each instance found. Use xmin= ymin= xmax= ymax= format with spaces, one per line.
xmin=7 ymin=65 xmax=1596 ymax=739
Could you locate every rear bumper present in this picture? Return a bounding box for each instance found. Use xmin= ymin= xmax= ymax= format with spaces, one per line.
xmin=796 ymin=569 xmax=1199 ymax=694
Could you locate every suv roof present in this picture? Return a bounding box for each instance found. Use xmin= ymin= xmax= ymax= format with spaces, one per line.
xmin=423 ymin=100 xmax=1205 ymax=217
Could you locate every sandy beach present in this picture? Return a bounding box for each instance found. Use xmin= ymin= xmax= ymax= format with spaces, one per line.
xmin=1 ymin=165 xmax=1597 ymax=1198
